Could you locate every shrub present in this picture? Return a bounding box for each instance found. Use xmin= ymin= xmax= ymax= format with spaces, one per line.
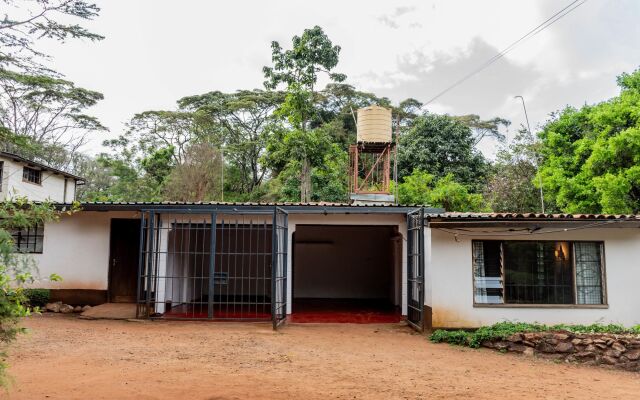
xmin=23 ymin=289 xmax=50 ymax=308
xmin=430 ymin=322 xmax=640 ymax=348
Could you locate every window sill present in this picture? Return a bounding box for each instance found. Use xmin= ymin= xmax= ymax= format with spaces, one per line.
xmin=473 ymin=303 xmax=609 ymax=309
xmin=22 ymin=179 xmax=42 ymax=186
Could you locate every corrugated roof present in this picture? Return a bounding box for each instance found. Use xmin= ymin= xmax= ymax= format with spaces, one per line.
xmin=430 ymin=212 xmax=640 ymax=220
xmin=72 ymin=201 xmax=416 ymax=207
xmin=0 ymin=151 xmax=84 ymax=181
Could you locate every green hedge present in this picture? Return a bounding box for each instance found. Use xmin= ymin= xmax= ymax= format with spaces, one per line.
xmin=23 ymin=289 xmax=50 ymax=308
xmin=430 ymin=322 xmax=640 ymax=348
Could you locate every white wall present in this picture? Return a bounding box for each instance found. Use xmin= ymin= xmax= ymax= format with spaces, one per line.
xmin=30 ymin=211 xmax=139 ymax=290
xmin=0 ymin=157 xmax=74 ymax=202
xmin=427 ymin=227 xmax=640 ymax=328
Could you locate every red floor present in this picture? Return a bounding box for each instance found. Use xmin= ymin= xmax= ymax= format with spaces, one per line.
xmin=162 ymin=303 xmax=271 ymax=320
xmin=290 ymin=299 xmax=402 ymax=323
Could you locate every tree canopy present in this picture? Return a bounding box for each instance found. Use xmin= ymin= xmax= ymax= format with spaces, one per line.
xmin=537 ymin=68 xmax=640 ymax=214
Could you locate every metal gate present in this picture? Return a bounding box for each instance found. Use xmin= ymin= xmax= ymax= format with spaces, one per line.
xmin=406 ymin=208 xmax=425 ymax=331
xmin=272 ymin=207 xmax=288 ymax=329
xmin=136 ymin=207 xmax=288 ymax=327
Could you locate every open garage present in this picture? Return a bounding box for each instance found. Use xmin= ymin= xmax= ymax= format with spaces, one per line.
xmin=291 ymin=225 xmax=402 ymax=323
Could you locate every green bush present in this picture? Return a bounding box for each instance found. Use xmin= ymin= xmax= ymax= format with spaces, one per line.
xmin=430 ymin=322 xmax=640 ymax=349
xmin=23 ymin=289 xmax=50 ymax=308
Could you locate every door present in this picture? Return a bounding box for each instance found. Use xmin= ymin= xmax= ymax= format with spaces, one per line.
xmin=109 ymin=219 xmax=142 ymax=303
xmin=406 ymin=208 xmax=425 ymax=331
xmin=272 ymin=207 xmax=288 ymax=329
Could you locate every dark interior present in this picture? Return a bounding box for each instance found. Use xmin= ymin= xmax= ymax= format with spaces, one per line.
xmin=292 ymin=225 xmax=402 ymax=323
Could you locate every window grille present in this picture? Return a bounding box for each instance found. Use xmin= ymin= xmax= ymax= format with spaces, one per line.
xmin=23 ymin=166 xmax=42 ymax=184
xmin=473 ymin=240 xmax=605 ymax=305
xmin=12 ymin=224 xmax=44 ymax=253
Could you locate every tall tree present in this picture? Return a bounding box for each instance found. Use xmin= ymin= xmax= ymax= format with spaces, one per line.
xmin=538 ymin=68 xmax=640 ymax=214
xmin=485 ymin=128 xmax=542 ymax=212
xmin=0 ymin=0 xmax=104 ymax=169
xmin=452 ymin=114 xmax=510 ymax=145
xmin=163 ymin=142 xmax=223 ymax=202
xmin=178 ymin=90 xmax=282 ymax=193
xmin=397 ymin=113 xmax=488 ymax=192
xmin=263 ymin=25 xmax=346 ymax=202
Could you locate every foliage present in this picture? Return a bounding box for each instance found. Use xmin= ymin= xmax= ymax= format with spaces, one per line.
xmin=538 ymin=68 xmax=640 ymax=214
xmin=263 ymin=25 xmax=346 ymax=202
xmin=398 ymin=113 xmax=488 ymax=192
xmin=179 ymin=90 xmax=283 ymax=193
xmin=0 ymin=0 xmax=105 ymax=170
xmin=0 ymin=198 xmax=71 ymax=386
xmin=163 ymin=142 xmax=223 ymax=202
xmin=452 ymin=114 xmax=510 ymax=145
xmin=396 ymin=170 xmax=488 ymax=211
xmin=430 ymin=322 xmax=640 ymax=349
xmin=22 ymin=289 xmax=50 ymax=308
xmin=485 ymin=128 xmax=543 ymax=212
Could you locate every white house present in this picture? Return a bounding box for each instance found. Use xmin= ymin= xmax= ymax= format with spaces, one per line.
xmin=28 ymin=202 xmax=640 ymax=331
xmin=0 ymin=151 xmax=83 ymax=202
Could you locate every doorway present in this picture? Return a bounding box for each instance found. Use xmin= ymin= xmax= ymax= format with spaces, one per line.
xmin=108 ymin=219 xmax=141 ymax=303
xmin=292 ymin=225 xmax=402 ymax=323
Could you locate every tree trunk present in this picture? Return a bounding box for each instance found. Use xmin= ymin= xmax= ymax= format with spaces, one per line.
xmin=300 ymin=156 xmax=311 ymax=203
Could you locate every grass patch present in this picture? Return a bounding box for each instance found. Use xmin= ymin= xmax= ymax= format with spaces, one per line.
xmin=430 ymin=322 xmax=640 ymax=348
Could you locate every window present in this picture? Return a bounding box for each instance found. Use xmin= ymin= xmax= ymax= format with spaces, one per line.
xmin=23 ymin=166 xmax=42 ymax=185
xmin=473 ymin=240 xmax=605 ymax=305
xmin=12 ymin=224 xmax=44 ymax=253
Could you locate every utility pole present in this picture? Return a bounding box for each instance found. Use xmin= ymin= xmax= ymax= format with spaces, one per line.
xmin=515 ymin=95 xmax=545 ymax=214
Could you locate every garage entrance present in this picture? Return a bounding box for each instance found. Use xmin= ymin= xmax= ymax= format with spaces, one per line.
xmin=292 ymin=225 xmax=402 ymax=323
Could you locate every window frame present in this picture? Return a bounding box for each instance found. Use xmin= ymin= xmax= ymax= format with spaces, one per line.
xmin=22 ymin=166 xmax=42 ymax=185
xmin=11 ymin=223 xmax=45 ymax=254
xmin=471 ymin=239 xmax=608 ymax=308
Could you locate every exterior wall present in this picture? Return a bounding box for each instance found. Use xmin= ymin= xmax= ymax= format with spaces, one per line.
xmin=427 ymin=227 xmax=640 ymax=328
xmin=0 ymin=157 xmax=73 ymax=202
xmin=30 ymin=210 xmax=139 ymax=290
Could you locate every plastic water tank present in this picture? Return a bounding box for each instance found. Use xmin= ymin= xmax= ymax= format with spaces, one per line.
xmin=356 ymin=106 xmax=392 ymax=143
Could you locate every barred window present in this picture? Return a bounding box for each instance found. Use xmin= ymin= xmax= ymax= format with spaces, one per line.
xmin=23 ymin=166 xmax=42 ymax=185
xmin=12 ymin=224 xmax=45 ymax=253
xmin=473 ymin=240 xmax=605 ymax=305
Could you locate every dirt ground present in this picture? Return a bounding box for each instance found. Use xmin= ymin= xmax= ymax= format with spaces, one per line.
xmin=4 ymin=314 xmax=640 ymax=400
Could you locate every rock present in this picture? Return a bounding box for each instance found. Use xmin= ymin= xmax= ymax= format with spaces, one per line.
xmin=575 ymin=351 xmax=596 ymax=359
xmin=523 ymin=333 xmax=539 ymax=341
xmin=584 ymin=344 xmax=597 ymax=352
xmin=508 ymin=344 xmax=528 ymax=353
xmin=595 ymin=343 xmax=608 ymax=350
xmin=593 ymin=338 xmax=607 ymax=345
xmin=545 ymin=338 xmax=559 ymax=345
xmin=582 ymin=338 xmax=593 ymax=345
xmin=606 ymin=338 xmax=615 ymax=346
xmin=45 ymin=302 xmax=61 ymax=313
xmin=604 ymin=349 xmax=622 ymax=358
xmin=536 ymin=342 xmax=556 ymax=353
xmin=624 ymin=349 xmax=640 ymax=361
xmin=571 ymin=338 xmax=583 ymax=346
xmin=601 ymin=355 xmax=618 ymax=365
xmin=523 ymin=347 xmax=535 ymax=357
xmin=523 ymin=340 xmax=536 ymax=347
xmin=506 ymin=333 xmax=523 ymax=343
xmin=73 ymin=306 xmax=82 ymax=313
xmin=493 ymin=341 xmax=509 ymax=351
xmin=81 ymin=305 xmax=92 ymax=312
xmin=554 ymin=342 xmax=575 ymax=353
xmin=59 ymin=304 xmax=74 ymax=314
xmin=553 ymin=333 xmax=570 ymax=341
xmin=611 ymin=342 xmax=626 ymax=352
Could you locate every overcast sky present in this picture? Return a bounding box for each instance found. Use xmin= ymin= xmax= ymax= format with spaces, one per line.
xmin=38 ymin=0 xmax=640 ymax=157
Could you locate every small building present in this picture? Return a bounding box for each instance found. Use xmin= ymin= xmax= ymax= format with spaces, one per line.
xmin=0 ymin=151 xmax=83 ymax=202
xmin=29 ymin=202 xmax=640 ymax=331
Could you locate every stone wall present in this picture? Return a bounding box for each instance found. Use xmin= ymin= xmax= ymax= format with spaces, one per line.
xmin=482 ymin=331 xmax=640 ymax=372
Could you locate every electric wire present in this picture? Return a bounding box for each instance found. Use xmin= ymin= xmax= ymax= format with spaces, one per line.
xmin=424 ymin=0 xmax=588 ymax=106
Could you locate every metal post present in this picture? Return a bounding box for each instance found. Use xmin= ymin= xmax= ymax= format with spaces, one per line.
xmin=145 ymin=211 xmax=155 ymax=316
xmin=515 ymin=95 xmax=545 ymax=214
xmin=208 ymin=212 xmax=217 ymax=319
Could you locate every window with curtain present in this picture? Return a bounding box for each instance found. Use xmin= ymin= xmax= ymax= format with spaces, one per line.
xmin=472 ymin=240 xmax=605 ymax=305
